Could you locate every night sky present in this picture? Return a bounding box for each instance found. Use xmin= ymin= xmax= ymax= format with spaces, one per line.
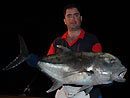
xmin=0 ymin=1 xmax=129 ymax=98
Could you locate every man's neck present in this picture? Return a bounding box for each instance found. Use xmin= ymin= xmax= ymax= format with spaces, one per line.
xmin=67 ymin=28 xmax=82 ymax=43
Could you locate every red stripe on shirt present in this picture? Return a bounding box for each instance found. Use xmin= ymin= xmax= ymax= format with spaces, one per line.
xmin=47 ymin=44 xmax=55 ymax=56
xmin=92 ymin=43 xmax=102 ymax=52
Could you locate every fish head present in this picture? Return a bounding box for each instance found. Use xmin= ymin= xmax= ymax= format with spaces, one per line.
xmin=93 ymin=53 xmax=127 ymax=83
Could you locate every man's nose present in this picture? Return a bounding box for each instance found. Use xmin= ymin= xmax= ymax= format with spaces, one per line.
xmin=70 ymin=15 xmax=75 ymax=21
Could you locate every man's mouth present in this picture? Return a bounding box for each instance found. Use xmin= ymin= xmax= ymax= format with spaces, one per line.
xmin=71 ymin=21 xmax=77 ymax=25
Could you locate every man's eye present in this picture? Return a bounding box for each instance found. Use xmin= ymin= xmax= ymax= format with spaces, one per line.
xmin=74 ymin=13 xmax=79 ymax=17
xmin=67 ymin=14 xmax=72 ymax=18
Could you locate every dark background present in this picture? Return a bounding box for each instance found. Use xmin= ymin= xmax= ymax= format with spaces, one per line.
xmin=0 ymin=0 xmax=129 ymax=98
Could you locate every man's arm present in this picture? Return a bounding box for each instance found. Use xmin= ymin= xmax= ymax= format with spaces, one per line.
xmin=92 ymin=43 xmax=102 ymax=52
xmin=47 ymin=43 xmax=55 ymax=56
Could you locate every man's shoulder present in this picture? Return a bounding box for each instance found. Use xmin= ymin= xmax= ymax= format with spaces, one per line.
xmin=52 ymin=36 xmax=66 ymax=46
xmin=53 ymin=36 xmax=63 ymax=43
xmin=84 ymin=32 xmax=98 ymax=39
xmin=84 ymin=32 xmax=99 ymax=41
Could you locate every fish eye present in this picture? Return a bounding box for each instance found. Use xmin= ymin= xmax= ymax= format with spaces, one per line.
xmin=110 ymin=59 xmax=115 ymax=64
xmin=104 ymin=57 xmax=115 ymax=64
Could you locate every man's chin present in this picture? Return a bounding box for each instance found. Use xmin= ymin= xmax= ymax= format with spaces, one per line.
xmin=70 ymin=27 xmax=81 ymax=31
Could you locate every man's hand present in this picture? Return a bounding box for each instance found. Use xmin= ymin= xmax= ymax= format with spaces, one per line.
xmin=27 ymin=54 xmax=39 ymax=67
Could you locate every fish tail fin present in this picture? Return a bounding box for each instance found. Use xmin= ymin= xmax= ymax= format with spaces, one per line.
xmin=2 ymin=34 xmax=29 ymax=70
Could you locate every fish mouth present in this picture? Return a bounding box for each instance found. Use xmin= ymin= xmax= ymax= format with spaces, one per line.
xmin=117 ymin=68 xmax=127 ymax=82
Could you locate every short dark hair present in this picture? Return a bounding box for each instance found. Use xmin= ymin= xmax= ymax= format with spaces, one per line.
xmin=63 ymin=4 xmax=82 ymax=17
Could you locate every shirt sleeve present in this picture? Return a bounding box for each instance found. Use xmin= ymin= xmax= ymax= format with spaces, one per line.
xmin=92 ymin=43 xmax=102 ymax=52
xmin=47 ymin=43 xmax=55 ymax=56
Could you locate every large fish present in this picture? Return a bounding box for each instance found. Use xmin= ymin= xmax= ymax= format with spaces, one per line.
xmin=3 ymin=35 xmax=127 ymax=96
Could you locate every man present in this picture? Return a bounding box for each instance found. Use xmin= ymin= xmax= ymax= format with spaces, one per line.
xmin=47 ymin=4 xmax=102 ymax=98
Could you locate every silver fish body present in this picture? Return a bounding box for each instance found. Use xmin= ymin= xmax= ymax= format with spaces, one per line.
xmin=3 ymin=36 xmax=127 ymax=95
xmin=37 ymin=52 xmax=127 ymax=93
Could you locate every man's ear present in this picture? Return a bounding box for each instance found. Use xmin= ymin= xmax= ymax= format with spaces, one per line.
xmin=64 ymin=19 xmax=66 ymax=25
xmin=81 ymin=16 xmax=82 ymax=22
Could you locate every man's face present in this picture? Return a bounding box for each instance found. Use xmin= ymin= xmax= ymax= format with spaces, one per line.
xmin=64 ymin=8 xmax=82 ymax=31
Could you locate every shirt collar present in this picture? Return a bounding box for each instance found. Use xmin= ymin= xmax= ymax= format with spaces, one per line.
xmin=62 ymin=29 xmax=85 ymax=40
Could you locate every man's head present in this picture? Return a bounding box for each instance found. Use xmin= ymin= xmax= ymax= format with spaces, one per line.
xmin=63 ymin=4 xmax=82 ymax=31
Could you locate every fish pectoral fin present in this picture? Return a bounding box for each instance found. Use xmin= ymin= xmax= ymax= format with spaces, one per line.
xmin=71 ymin=85 xmax=93 ymax=97
xmin=78 ymin=85 xmax=93 ymax=95
xmin=46 ymin=80 xmax=62 ymax=93
xmin=63 ymin=71 xmax=79 ymax=78
xmin=84 ymin=86 xmax=93 ymax=95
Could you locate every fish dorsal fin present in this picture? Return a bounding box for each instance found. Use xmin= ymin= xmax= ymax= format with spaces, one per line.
xmin=46 ymin=80 xmax=62 ymax=93
xmin=18 ymin=34 xmax=29 ymax=55
xmin=56 ymin=45 xmax=71 ymax=53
